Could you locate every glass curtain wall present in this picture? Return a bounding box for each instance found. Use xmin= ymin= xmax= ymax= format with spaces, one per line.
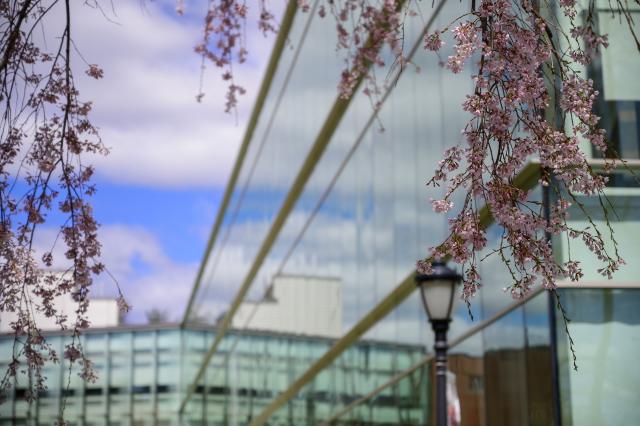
xmin=0 ymin=327 xmax=423 ymax=425
xmin=556 ymin=289 xmax=640 ymax=426
xmin=183 ymin=0 xmax=560 ymax=423
xmin=312 ymin=219 xmax=556 ymax=426
xmin=553 ymin=170 xmax=640 ymax=426
xmin=184 ymin=0 xmax=640 ymax=424
xmin=213 ymin=1 xmax=476 ymax=419
xmin=0 ymin=328 xmax=197 ymax=425
xmin=188 ymin=0 xmax=347 ymax=325
xmin=588 ymin=6 xmax=640 ymax=163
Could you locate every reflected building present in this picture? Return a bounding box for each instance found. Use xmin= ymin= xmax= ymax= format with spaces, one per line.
xmin=3 ymin=0 xmax=640 ymax=425
xmin=231 ymin=275 xmax=342 ymax=338
xmin=0 ymin=325 xmax=426 ymax=425
xmin=0 ymin=272 xmax=121 ymax=334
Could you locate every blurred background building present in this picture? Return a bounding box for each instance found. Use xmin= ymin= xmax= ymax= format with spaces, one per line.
xmin=2 ymin=0 xmax=640 ymax=425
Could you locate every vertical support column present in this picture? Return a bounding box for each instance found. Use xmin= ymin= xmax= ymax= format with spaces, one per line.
xmin=287 ymin=338 xmax=294 ymax=426
xmin=547 ymin=290 xmax=563 ymax=426
xmin=305 ymin=339 xmax=314 ymax=426
xmin=128 ymin=332 xmax=134 ymax=426
xmin=223 ymin=338 xmax=229 ymax=426
xmin=152 ymin=330 xmax=159 ymax=426
xmin=543 ymin=177 xmax=563 ymax=426
xmin=11 ymin=372 xmax=17 ymax=425
xmin=35 ymin=381 xmax=40 ymax=425
xmin=56 ymin=336 xmax=64 ymax=424
xmin=421 ymin=361 xmax=430 ymax=426
xmin=200 ymin=332 xmax=206 ymax=425
xmin=104 ymin=333 xmax=111 ymax=426
xmin=80 ymin=335 xmax=87 ymax=426
xmin=431 ymin=320 xmax=449 ymax=426
xmin=177 ymin=329 xmax=185 ymax=424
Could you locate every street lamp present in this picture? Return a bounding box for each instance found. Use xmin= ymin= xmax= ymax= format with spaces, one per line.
xmin=415 ymin=261 xmax=462 ymax=426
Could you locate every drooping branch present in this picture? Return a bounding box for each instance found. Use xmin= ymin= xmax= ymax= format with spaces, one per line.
xmin=0 ymin=0 xmax=34 ymax=75
xmin=191 ymin=0 xmax=635 ymax=304
xmin=0 ymin=0 xmax=127 ymax=413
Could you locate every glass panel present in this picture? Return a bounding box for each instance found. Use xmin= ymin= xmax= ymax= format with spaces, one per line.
xmin=523 ymin=292 xmax=554 ymax=426
xmin=482 ymin=307 xmax=529 ymax=426
xmin=557 ymin=289 xmax=640 ymax=426
xmin=590 ymin=12 xmax=640 ymax=160
xmin=598 ymin=11 xmax=640 ymax=102
xmin=189 ymin=0 xmax=347 ymax=325
xmin=449 ymin=333 xmax=486 ymax=426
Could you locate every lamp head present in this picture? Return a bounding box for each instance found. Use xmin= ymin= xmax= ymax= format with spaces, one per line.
xmin=415 ymin=261 xmax=462 ymax=322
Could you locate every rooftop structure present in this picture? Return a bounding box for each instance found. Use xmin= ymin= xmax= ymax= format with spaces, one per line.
xmin=231 ymin=275 xmax=342 ymax=338
xmin=0 ymin=273 xmax=120 ymax=334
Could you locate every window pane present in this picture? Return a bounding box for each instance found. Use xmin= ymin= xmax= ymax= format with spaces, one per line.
xmin=557 ymin=289 xmax=640 ymax=425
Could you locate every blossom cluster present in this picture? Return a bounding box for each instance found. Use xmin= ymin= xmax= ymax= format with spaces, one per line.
xmin=0 ymin=0 xmax=128 ymax=413
xmin=328 ymin=0 xmax=407 ymax=106
xmin=422 ymin=0 xmax=624 ymax=301
xmin=190 ymin=0 xmax=629 ymax=306
xmin=193 ymin=0 xmax=276 ymax=112
xmin=299 ymin=0 xmax=625 ymax=303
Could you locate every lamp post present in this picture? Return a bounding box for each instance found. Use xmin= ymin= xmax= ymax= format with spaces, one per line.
xmin=415 ymin=261 xmax=462 ymax=426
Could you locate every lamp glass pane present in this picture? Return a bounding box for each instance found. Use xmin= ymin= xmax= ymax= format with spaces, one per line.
xmin=421 ymin=279 xmax=455 ymax=320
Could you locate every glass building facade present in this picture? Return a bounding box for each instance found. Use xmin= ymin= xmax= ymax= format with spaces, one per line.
xmin=2 ymin=0 xmax=640 ymax=424
xmin=0 ymin=326 xmax=426 ymax=425
xmin=178 ymin=0 xmax=640 ymax=424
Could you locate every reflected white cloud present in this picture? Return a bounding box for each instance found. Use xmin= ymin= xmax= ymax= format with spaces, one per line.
xmin=35 ymin=0 xmax=278 ymax=189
